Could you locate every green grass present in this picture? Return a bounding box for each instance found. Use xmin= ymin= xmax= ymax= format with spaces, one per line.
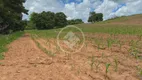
xmin=26 ymin=23 xmax=142 ymax=40
xmin=0 ymin=31 xmax=24 ymax=59
xmin=98 ymin=14 xmax=142 ymax=24
xmin=26 ymin=14 xmax=142 ymax=40
xmin=25 ymin=26 xmax=84 ymax=39
xmin=25 ymin=29 xmax=60 ymax=38
xmin=77 ymin=24 xmax=142 ymax=35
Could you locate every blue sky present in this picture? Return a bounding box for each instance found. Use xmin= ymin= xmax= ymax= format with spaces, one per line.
xmin=61 ymin=0 xmax=83 ymax=4
xmin=23 ymin=0 xmax=142 ymax=22
xmin=112 ymin=3 xmax=126 ymax=12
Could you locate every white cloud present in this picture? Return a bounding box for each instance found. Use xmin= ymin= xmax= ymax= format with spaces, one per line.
xmin=95 ymin=0 xmax=118 ymax=20
xmin=23 ymin=0 xmax=142 ymax=22
xmin=115 ymin=0 xmax=142 ymax=16
xmin=23 ymin=0 xmax=64 ymax=20
xmin=24 ymin=0 xmax=63 ymax=13
xmin=62 ymin=0 xmax=91 ymax=22
xmin=95 ymin=0 xmax=142 ymax=20
xmin=23 ymin=0 xmax=102 ymax=22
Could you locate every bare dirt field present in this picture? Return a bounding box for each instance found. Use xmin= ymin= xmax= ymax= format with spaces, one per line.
xmin=1 ymin=33 xmax=142 ymax=80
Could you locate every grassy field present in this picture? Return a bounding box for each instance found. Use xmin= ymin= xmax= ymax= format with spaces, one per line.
xmin=26 ymin=24 xmax=142 ymax=37
xmin=26 ymin=14 xmax=142 ymax=38
xmin=0 ymin=32 xmax=24 ymax=59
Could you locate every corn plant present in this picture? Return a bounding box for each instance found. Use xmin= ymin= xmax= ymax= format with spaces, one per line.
xmin=71 ymin=64 xmax=75 ymax=71
xmin=107 ymin=38 xmax=114 ymax=48
xmin=105 ymin=63 xmax=111 ymax=80
xmin=138 ymin=35 xmax=142 ymax=41
xmin=77 ymin=67 xmax=81 ymax=75
xmin=129 ymin=40 xmax=139 ymax=47
xmin=136 ymin=66 xmax=142 ymax=76
xmin=45 ymin=39 xmax=49 ymax=45
xmin=133 ymin=49 xmax=139 ymax=59
xmin=90 ymin=55 xmax=95 ymax=70
xmin=56 ymin=44 xmax=60 ymax=52
xmin=65 ymin=52 xmax=71 ymax=60
xmin=100 ymin=42 xmax=106 ymax=50
xmin=107 ymin=38 xmax=114 ymax=53
xmin=107 ymin=38 xmax=111 ymax=48
xmin=94 ymin=60 xmax=101 ymax=73
xmin=105 ymin=63 xmax=111 ymax=74
xmin=129 ymin=40 xmax=140 ymax=59
xmin=85 ymin=42 xmax=88 ymax=50
xmin=102 ymin=52 xmax=105 ymax=58
xmin=114 ymin=58 xmax=118 ymax=72
xmin=94 ymin=39 xmax=101 ymax=50
xmin=117 ymin=40 xmax=122 ymax=51
xmin=95 ymin=38 xmax=105 ymax=51
xmin=89 ymin=55 xmax=101 ymax=72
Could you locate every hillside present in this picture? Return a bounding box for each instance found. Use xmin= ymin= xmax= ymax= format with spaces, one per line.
xmin=75 ymin=14 xmax=142 ymax=35
xmin=102 ymin=14 xmax=142 ymax=25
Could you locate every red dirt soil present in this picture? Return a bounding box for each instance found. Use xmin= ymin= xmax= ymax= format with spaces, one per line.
xmin=0 ymin=34 xmax=142 ymax=80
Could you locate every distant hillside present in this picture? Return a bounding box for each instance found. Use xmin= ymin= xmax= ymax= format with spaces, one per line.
xmin=75 ymin=14 xmax=142 ymax=30
xmin=102 ymin=14 xmax=142 ymax=25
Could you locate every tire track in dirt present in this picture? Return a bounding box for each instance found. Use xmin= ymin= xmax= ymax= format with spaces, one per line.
xmin=0 ymin=34 xmax=82 ymax=80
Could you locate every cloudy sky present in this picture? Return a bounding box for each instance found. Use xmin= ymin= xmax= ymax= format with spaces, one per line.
xmin=23 ymin=0 xmax=142 ymax=22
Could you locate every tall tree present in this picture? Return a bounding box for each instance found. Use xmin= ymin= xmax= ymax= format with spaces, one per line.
xmin=30 ymin=11 xmax=55 ymax=29
xmin=30 ymin=11 xmax=69 ymax=29
xmin=55 ymin=12 xmax=67 ymax=28
xmin=0 ymin=0 xmax=28 ymax=34
xmin=88 ymin=12 xmax=103 ymax=23
xmin=88 ymin=12 xmax=96 ymax=23
xmin=96 ymin=13 xmax=103 ymax=22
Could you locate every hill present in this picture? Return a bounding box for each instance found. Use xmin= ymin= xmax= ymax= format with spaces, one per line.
xmin=75 ymin=14 xmax=142 ymax=35
xmin=102 ymin=14 xmax=142 ymax=25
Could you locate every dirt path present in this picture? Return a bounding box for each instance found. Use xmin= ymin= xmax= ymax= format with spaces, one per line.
xmin=0 ymin=35 xmax=80 ymax=80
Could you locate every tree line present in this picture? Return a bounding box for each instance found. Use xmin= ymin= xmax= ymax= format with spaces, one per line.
xmin=67 ymin=19 xmax=84 ymax=25
xmin=27 ymin=11 xmax=103 ymax=30
xmin=0 ymin=0 xmax=28 ymax=34
xmin=26 ymin=11 xmax=84 ymax=30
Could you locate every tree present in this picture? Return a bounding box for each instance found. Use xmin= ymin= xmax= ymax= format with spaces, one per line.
xmin=96 ymin=13 xmax=103 ymax=22
xmin=25 ymin=21 xmax=36 ymax=30
xmin=30 ymin=11 xmax=69 ymax=30
xmin=0 ymin=0 xmax=28 ymax=34
xmin=43 ymin=11 xmax=55 ymax=29
xmin=88 ymin=12 xmax=96 ymax=23
xmin=55 ymin=12 xmax=67 ymax=28
xmin=74 ymin=19 xmax=84 ymax=24
xmin=88 ymin=12 xmax=103 ymax=23
xmin=30 ymin=11 xmax=55 ymax=30
xmin=20 ymin=20 xmax=28 ymax=30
